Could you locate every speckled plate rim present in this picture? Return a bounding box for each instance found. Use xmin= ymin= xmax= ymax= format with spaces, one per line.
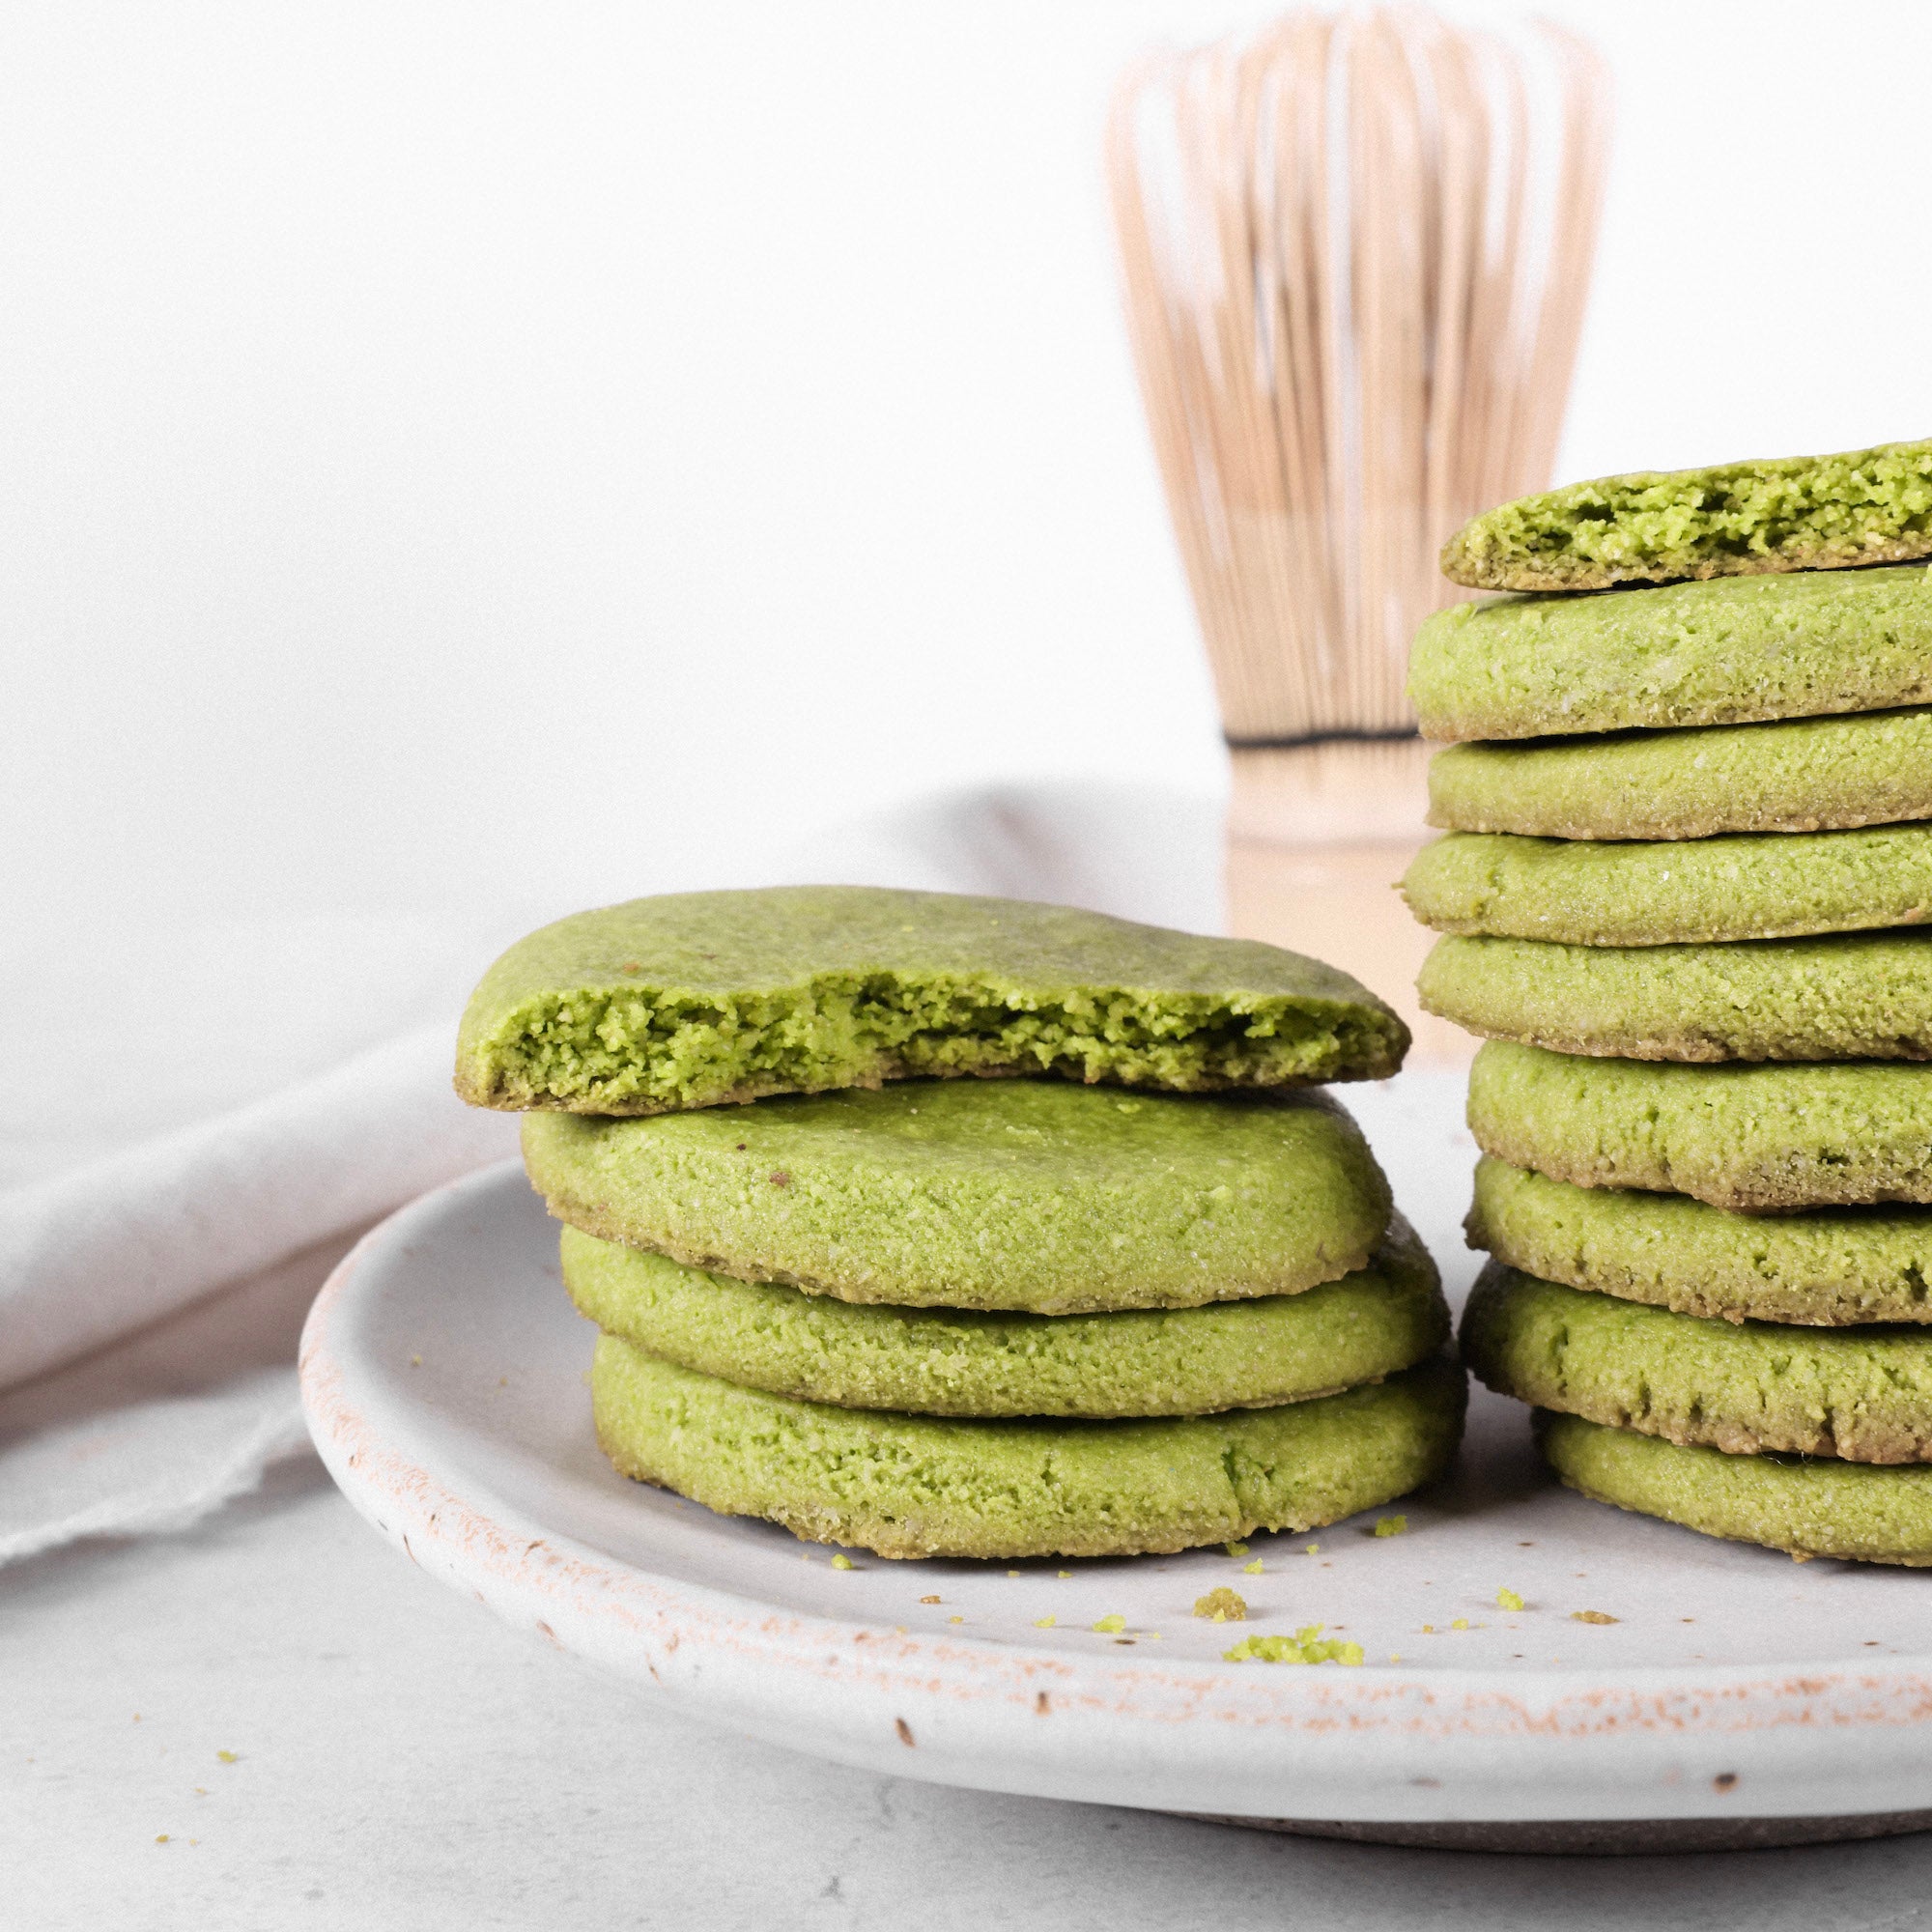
xmin=298 ymin=1162 xmax=1932 ymax=1833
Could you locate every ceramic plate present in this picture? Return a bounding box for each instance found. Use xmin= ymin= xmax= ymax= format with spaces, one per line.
xmin=298 ymin=1079 xmax=1932 ymax=1850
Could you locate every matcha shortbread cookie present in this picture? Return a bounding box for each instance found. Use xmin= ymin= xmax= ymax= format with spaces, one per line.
xmin=1464 ymin=1264 xmax=1932 ymax=1463
xmin=458 ymin=885 xmax=1407 ymax=1115
xmin=1419 ymin=929 xmax=1932 ymax=1063
xmin=564 ymin=1215 xmax=1446 ymax=1418
xmin=1403 ymin=825 xmax=1932 ymax=947
xmin=1467 ymin=1041 xmax=1932 ymax=1211
xmin=1408 ymin=565 xmax=1932 ymax=743
xmin=1467 ymin=1155 xmax=1932 ymax=1326
xmin=1427 ymin=708 xmax=1932 ymax=841
xmin=1538 ymin=1410 xmax=1932 ymax=1567
xmin=526 ymin=1078 xmax=1391 ymax=1313
xmin=592 ymin=1340 xmax=1466 ymax=1559
xmin=1440 ymin=439 xmax=1932 ymax=592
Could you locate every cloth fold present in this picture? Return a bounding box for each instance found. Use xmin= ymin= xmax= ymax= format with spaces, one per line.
xmin=0 ymin=1368 xmax=311 ymax=1566
xmin=0 ymin=1024 xmax=519 ymax=1396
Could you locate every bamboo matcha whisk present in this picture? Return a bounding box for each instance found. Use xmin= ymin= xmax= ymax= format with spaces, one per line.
xmin=1107 ymin=8 xmax=1609 ymax=1054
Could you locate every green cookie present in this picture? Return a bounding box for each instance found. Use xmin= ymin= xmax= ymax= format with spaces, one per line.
xmin=1464 ymin=1263 xmax=1932 ymax=1463
xmin=457 ymin=885 xmax=1406 ymax=1115
xmin=1420 ymin=929 xmax=1932 ymax=1063
xmin=591 ymin=1340 xmax=1466 ymax=1559
xmin=1408 ymin=565 xmax=1932 ymax=743
xmin=1439 ymin=440 xmax=1932 ymax=591
xmin=1427 ymin=708 xmax=1932 ymax=841
xmin=525 ymin=1078 xmax=1391 ymax=1314
xmin=1537 ymin=1411 xmax=1932 ymax=1566
xmin=1467 ymin=1155 xmax=1932 ymax=1326
xmin=1403 ymin=825 xmax=1932 ymax=946
xmin=563 ymin=1215 xmax=1446 ymax=1418
xmin=1467 ymin=1041 xmax=1932 ymax=1211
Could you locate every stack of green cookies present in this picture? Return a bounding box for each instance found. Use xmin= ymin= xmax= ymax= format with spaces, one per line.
xmin=455 ymin=884 xmax=1464 ymax=1560
xmin=1402 ymin=437 xmax=1932 ymax=1565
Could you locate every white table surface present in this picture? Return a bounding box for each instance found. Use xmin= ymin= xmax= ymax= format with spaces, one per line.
xmin=13 ymin=1072 xmax=1932 ymax=1929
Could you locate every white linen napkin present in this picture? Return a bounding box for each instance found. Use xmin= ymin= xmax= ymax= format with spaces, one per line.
xmin=0 ymin=1026 xmax=518 ymax=1394
xmin=0 ymin=780 xmax=1222 ymax=1566
xmin=0 ymin=1031 xmax=523 ymax=1565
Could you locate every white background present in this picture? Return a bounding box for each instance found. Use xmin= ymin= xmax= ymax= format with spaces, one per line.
xmin=5 ymin=0 xmax=1931 ymax=941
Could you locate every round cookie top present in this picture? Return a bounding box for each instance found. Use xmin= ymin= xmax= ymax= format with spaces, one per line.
xmin=1539 ymin=1411 xmax=1932 ymax=1567
xmin=1466 ymin=1040 xmax=1932 ymax=1212
xmin=1403 ymin=824 xmax=1932 ymax=947
xmin=1408 ymin=565 xmax=1932 ymax=743
xmin=592 ymin=1340 xmax=1466 ymax=1560
xmin=1419 ymin=929 xmax=1932 ymax=1064
xmin=524 ymin=1078 xmax=1392 ymax=1314
xmin=1427 ymin=708 xmax=1932 ymax=841
xmin=1463 ymin=1262 xmax=1932 ymax=1463
xmin=1467 ymin=1155 xmax=1932 ymax=1326
xmin=458 ymin=884 xmax=1407 ymax=1114
xmin=562 ymin=1215 xmax=1446 ymax=1419
xmin=1440 ymin=440 xmax=1932 ymax=592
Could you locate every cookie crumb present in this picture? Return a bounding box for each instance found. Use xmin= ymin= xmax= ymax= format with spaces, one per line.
xmin=215 ymin=1751 xmax=239 ymax=1765
xmin=1193 ymin=1587 xmax=1247 ymax=1623
xmin=1092 ymin=1614 xmax=1126 ymax=1634
xmin=1572 ymin=1609 xmax=1618 ymax=1625
xmin=1033 ymin=1615 xmax=1057 ymax=1629
xmin=1373 ymin=1516 xmax=1407 ymax=1538
xmin=919 ymin=1595 xmax=941 ymax=1605
xmin=830 ymin=1554 xmax=853 ymax=1571
xmin=1224 ymin=1626 xmax=1364 ymax=1667
xmin=1242 ymin=1559 xmax=1264 ymax=1576
xmin=1225 ymin=1541 xmax=1250 ymax=1558
xmin=1496 ymin=1587 xmax=1524 ymax=1611
xmin=1451 ymin=1618 xmax=1468 ymax=1631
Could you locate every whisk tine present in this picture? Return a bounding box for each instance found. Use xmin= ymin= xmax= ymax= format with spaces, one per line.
xmin=1108 ymin=6 xmax=1608 ymax=759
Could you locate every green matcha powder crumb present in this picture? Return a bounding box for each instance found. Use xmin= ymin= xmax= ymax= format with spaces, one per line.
xmin=1194 ymin=1587 xmax=1248 ymax=1623
xmin=1224 ymin=1625 xmax=1364 ymax=1667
